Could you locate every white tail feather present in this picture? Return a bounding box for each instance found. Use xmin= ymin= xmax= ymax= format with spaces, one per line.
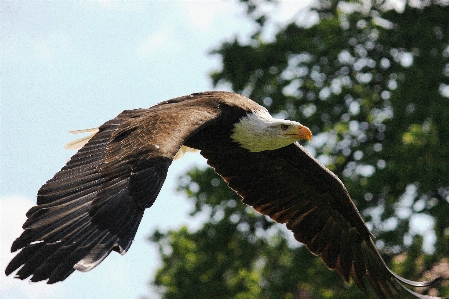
xmin=64 ymin=128 xmax=99 ymax=150
xmin=173 ymin=145 xmax=198 ymax=160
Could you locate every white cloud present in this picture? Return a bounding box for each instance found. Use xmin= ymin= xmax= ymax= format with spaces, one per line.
xmin=182 ymin=0 xmax=315 ymax=31
xmin=135 ymin=28 xmax=179 ymax=58
xmin=183 ymin=1 xmax=233 ymax=31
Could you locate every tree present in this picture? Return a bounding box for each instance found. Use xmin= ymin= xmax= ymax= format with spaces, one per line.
xmin=148 ymin=1 xmax=449 ymax=298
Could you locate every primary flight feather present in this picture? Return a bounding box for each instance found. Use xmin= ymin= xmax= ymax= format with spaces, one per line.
xmin=5 ymin=91 xmax=445 ymax=298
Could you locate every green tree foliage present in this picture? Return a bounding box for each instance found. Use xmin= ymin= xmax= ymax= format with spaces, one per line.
xmin=148 ymin=1 xmax=449 ymax=298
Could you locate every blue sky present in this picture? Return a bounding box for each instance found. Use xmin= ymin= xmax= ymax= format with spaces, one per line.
xmin=1 ymin=1 xmax=313 ymax=299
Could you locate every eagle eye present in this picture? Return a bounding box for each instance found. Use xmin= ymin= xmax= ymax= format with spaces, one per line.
xmin=280 ymin=124 xmax=289 ymax=130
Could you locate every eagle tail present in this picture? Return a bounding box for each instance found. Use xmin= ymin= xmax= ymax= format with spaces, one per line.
xmin=64 ymin=127 xmax=100 ymax=150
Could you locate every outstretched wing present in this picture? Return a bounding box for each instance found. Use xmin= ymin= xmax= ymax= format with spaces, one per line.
xmin=5 ymin=94 xmax=223 ymax=284
xmin=200 ymin=142 xmax=443 ymax=299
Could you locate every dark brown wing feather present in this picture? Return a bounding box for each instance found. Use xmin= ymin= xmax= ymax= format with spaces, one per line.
xmin=5 ymin=108 xmax=161 ymax=283
xmin=199 ymin=142 xmax=444 ymax=299
xmin=7 ymin=90 xmax=443 ymax=297
xmin=5 ymin=91 xmax=247 ymax=283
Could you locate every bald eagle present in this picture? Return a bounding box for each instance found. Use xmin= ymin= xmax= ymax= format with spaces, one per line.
xmin=5 ymin=91 xmax=444 ymax=298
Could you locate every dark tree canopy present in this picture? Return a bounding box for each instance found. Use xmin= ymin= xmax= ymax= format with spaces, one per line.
xmin=148 ymin=1 xmax=449 ymax=298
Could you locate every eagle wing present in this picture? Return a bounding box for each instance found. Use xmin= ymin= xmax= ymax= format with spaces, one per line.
xmin=200 ymin=142 xmax=443 ymax=299
xmin=5 ymin=94 xmax=223 ymax=283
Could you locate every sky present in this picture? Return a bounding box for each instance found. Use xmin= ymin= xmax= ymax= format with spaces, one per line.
xmin=1 ymin=1 xmax=314 ymax=299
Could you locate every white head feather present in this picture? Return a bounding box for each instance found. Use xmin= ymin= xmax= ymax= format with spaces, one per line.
xmin=231 ymin=110 xmax=312 ymax=152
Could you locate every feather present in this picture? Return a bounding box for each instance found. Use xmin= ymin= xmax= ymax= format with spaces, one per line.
xmin=64 ymin=128 xmax=100 ymax=150
xmin=5 ymin=91 xmax=445 ymax=298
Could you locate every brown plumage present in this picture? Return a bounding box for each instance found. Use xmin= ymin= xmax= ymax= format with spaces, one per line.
xmin=5 ymin=91 xmax=445 ymax=298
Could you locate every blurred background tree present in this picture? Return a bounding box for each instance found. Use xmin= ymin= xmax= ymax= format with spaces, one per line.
xmin=147 ymin=0 xmax=449 ymax=298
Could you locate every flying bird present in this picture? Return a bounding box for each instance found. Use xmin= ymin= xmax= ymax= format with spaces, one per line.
xmin=5 ymin=91 xmax=445 ymax=298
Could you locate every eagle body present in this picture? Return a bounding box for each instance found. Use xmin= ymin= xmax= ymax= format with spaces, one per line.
xmin=5 ymin=91 xmax=444 ymax=299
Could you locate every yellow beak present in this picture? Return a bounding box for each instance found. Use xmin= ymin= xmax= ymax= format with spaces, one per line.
xmin=284 ymin=124 xmax=312 ymax=141
xmin=298 ymin=124 xmax=312 ymax=141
